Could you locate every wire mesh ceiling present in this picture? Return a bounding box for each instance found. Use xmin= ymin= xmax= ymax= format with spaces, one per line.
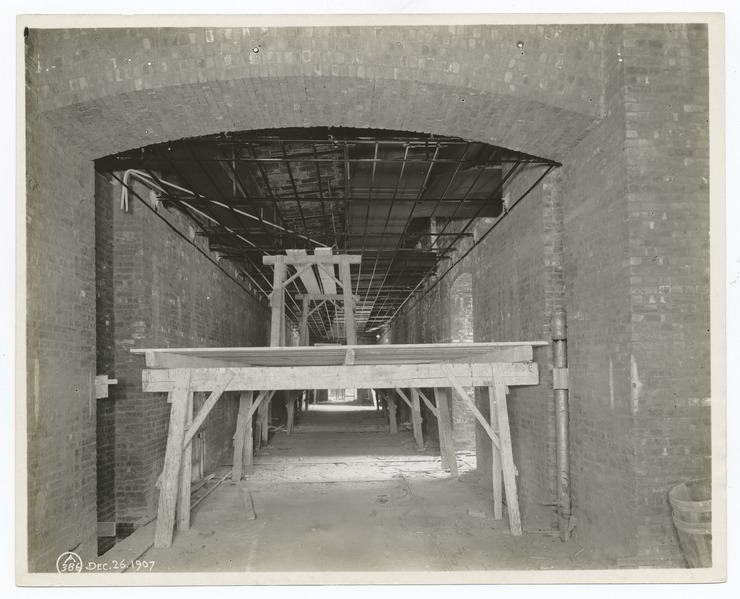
xmin=97 ymin=127 xmax=558 ymax=343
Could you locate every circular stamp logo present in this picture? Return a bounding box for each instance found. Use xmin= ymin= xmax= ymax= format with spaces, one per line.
xmin=56 ymin=551 xmax=83 ymax=573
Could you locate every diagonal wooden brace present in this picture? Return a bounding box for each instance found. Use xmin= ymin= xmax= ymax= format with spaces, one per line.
xmin=415 ymin=388 xmax=438 ymax=416
xmin=394 ymin=387 xmax=414 ymax=409
xmin=183 ymin=370 xmax=236 ymax=448
xmin=441 ymin=365 xmax=500 ymax=450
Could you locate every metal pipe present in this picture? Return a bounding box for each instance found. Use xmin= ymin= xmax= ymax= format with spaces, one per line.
xmin=552 ymin=309 xmax=572 ymax=541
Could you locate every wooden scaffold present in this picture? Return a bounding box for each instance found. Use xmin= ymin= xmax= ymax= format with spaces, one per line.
xmin=133 ymin=251 xmax=545 ymax=548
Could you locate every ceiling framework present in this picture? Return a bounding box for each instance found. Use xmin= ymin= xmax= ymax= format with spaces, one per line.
xmin=97 ymin=128 xmax=559 ymax=343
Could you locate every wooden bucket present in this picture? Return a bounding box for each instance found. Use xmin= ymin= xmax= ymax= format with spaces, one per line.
xmin=669 ymin=479 xmax=712 ymax=568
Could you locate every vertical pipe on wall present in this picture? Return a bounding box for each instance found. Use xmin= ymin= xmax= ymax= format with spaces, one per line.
xmin=552 ymin=309 xmax=572 ymax=541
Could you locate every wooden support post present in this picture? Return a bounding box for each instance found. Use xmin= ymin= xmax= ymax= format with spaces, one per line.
xmin=299 ymin=296 xmax=310 ymax=346
xmin=232 ymin=391 xmax=253 ymax=483
xmin=255 ymin=399 xmax=265 ymax=447
xmin=492 ymin=379 xmax=522 ymax=536
xmin=286 ymin=397 xmax=296 ymax=435
xmin=410 ymin=388 xmax=425 ymax=450
xmin=261 ymin=396 xmax=270 ymax=444
xmin=433 ymin=388 xmax=458 ymax=477
xmin=387 ymin=394 xmax=398 ymax=434
xmin=177 ymin=389 xmax=194 ymax=531
xmin=154 ymin=370 xmax=191 ymax=548
xmin=244 ymin=396 xmax=255 ymax=469
xmin=488 ymin=386 xmax=503 ymax=520
xmin=339 ymin=256 xmax=357 ymax=345
xmin=270 ymin=255 xmax=286 ymax=347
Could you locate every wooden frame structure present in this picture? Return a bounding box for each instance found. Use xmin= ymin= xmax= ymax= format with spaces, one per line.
xmin=134 ymin=341 xmax=546 ymax=548
xmin=134 ymin=250 xmax=545 ymax=548
xmin=265 ymin=253 xmax=361 ymax=346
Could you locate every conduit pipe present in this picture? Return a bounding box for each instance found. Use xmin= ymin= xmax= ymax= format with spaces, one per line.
xmin=120 ymin=169 xmax=327 ymax=247
xmin=552 ymin=309 xmax=572 ymax=541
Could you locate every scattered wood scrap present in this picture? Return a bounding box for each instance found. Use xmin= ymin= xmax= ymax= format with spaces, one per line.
xmin=239 ymin=482 xmax=257 ymax=520
xmin=190 ymin=473 xmax=215 ymax=494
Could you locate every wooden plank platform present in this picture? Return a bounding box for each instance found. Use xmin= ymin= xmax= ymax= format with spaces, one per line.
xmin=133 ymin=341 xmax=547 ymax=369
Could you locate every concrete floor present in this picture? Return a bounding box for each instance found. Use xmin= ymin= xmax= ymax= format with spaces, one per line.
xmin=139 ymin=401 xmax=600 ymax=573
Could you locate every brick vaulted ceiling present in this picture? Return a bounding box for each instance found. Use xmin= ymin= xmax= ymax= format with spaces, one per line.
xmin=97 ymin=127 xmax=558 ymax=341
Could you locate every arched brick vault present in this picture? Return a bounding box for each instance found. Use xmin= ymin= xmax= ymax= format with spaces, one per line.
xmin=44 ymin=77 xmax=599 ymax=162
xmin=34 ymin=24 xmax=608 ymax=162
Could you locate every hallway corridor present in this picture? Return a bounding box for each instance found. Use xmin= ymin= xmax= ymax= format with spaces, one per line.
xmin=136 ymin=400 xmax=596 ymax=573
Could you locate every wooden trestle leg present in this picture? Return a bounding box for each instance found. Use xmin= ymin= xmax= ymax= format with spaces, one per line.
xmin=286 ymin=396 xmax=295 ymax=435
xmin=488 ymin=386 xmax=504 ymax=520
xmin=232 ymin=391 xmax=254 ymax=483
xmin=387 ymin=394 xmax=398 ymax=434
xmin=433 ymin=388 xmax=458 ymax=477
xmin=154 ymin=370 xmax=192 ymax=548
xmin=410 ymin=388 xmax=425 ymax=450
xmin=492 ymin=379 xmax=522 ymax=535
xmin=176 ymin=389 xmax=194 ymax=531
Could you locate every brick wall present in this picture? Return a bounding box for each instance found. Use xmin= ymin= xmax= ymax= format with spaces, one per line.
xmin=560 ymin=24 xmax=639 ymax=560
xmin=95 ymin=173 xmax=270 ymax=535
xmin=450 ymin=273 xmax=474 ymax=343
xmin=560 ymin=24 xmax=710 ymax=565
xmin=472 ymin=165 xmax=562 ymax=524
xmin=26 ymin=34 xmax=98 ymax=568
xmin=448 ymin=272 xmax=476 ymax=449
xmin=621 ymin=24 xmax=711 ymax=566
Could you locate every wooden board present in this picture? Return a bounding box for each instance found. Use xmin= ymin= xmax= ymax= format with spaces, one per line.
xmin=286 ymin=249 xmax=322 ymax=294
xmin=134 ymin=341 xmax=545 ymax=369
xmin=264 ymin=254 xmax=361 ymax=265
xmin=143 ymin=362 xmax=539 ymax=393
xmin=315 ymin=248 xmax=338 ymax=295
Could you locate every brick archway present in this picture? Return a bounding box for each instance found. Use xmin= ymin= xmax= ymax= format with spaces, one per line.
xmin=33 ymin=24 xmax=607 ymax=163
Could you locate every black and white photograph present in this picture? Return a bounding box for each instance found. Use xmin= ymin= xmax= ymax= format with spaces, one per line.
xmin=10 ymin=2 xmax=732 ymax=591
